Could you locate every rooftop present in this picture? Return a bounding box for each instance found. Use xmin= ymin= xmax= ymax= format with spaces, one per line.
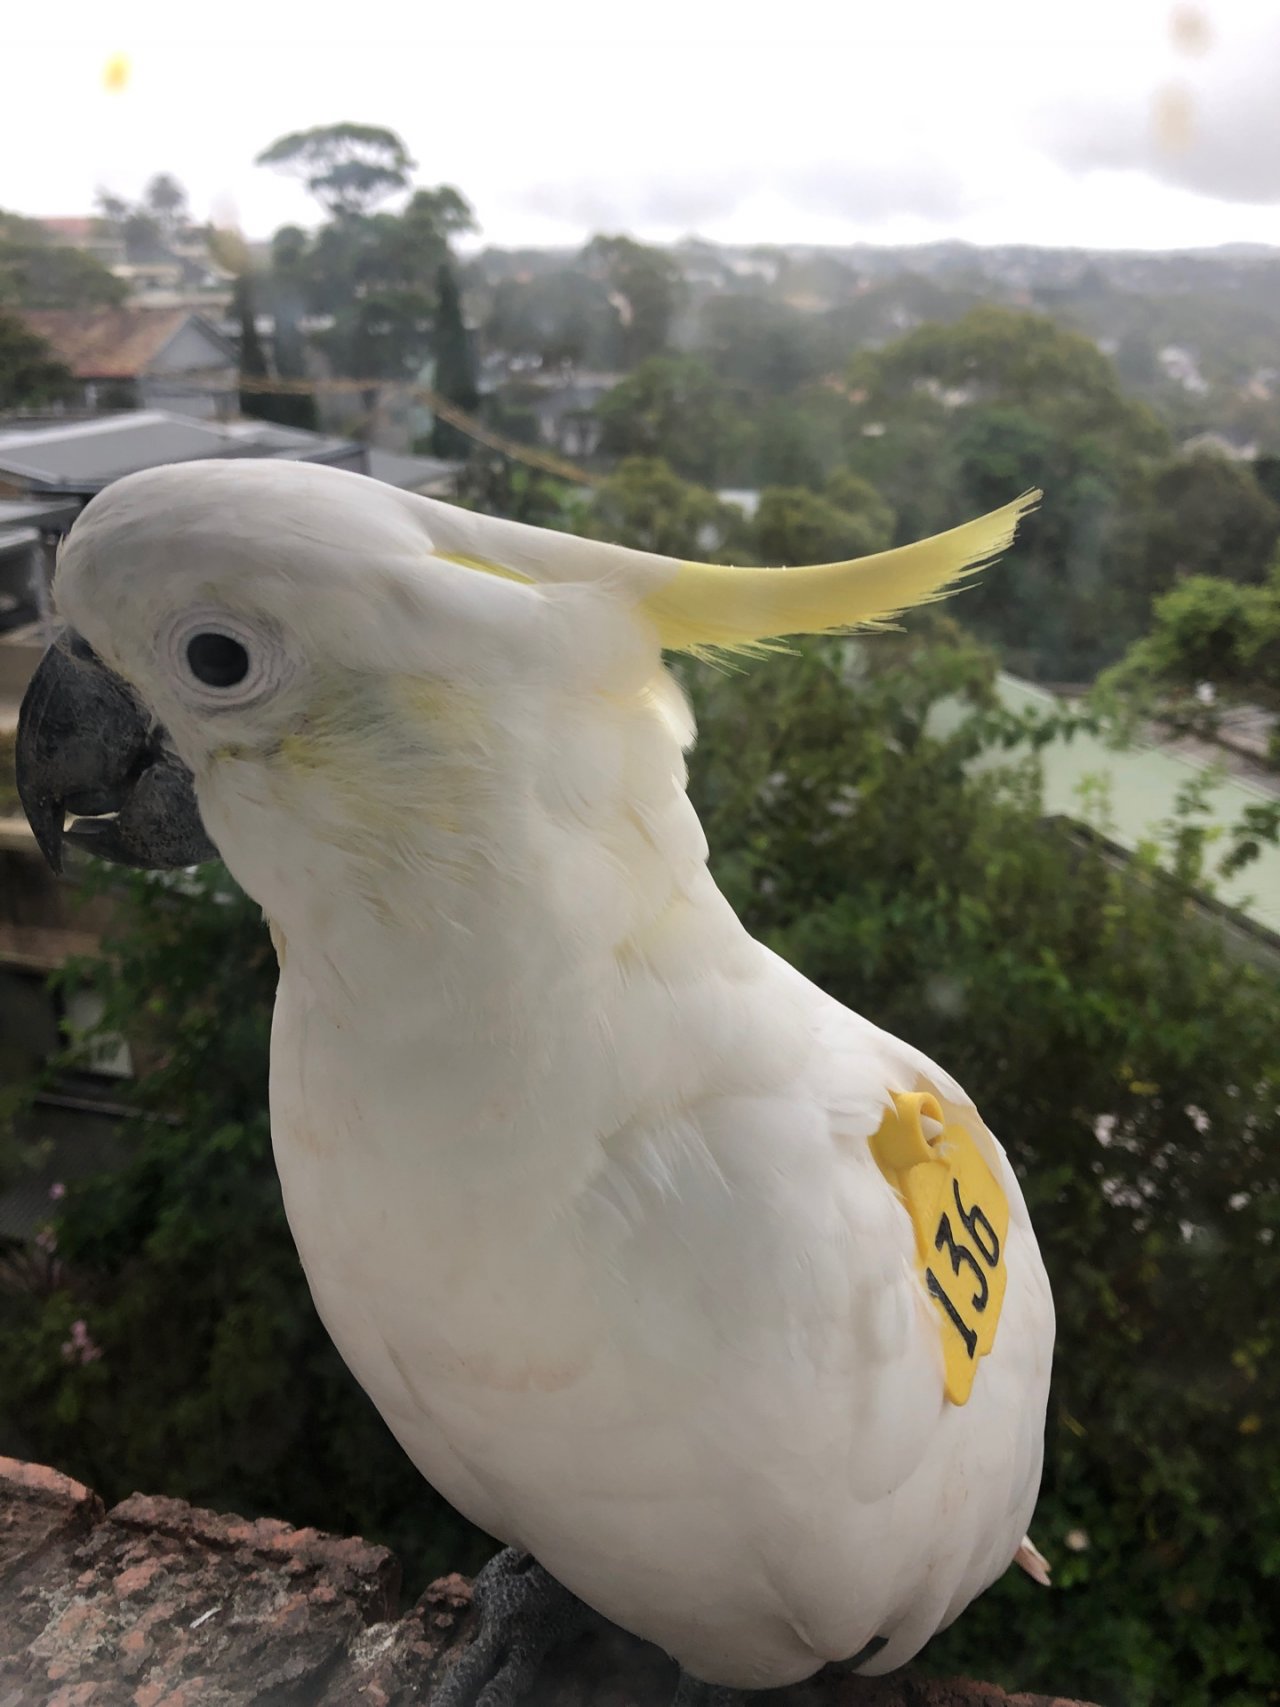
xmin=934 ymin=674 xmax=1280 ymax=947
xmin=0 ymin=411 xmax=364 ymax=495
xmin=21 ymin=308 xmax=232 ymax=381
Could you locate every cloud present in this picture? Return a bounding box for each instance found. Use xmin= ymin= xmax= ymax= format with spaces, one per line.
xmin=777 ymin=159 xmax=980 ymax=224
xmin=1039 ymin=10 xmax=1280 ymax=205
xmin=508 ymin=156 xmax=978 ymax=239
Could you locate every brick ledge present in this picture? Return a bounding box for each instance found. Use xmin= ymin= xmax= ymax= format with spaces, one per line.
xmin=0 ymin=1457 xmax=1094 ymax=1706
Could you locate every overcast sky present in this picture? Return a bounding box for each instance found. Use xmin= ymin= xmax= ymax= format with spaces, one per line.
xmin=4 ymin=0 xmax=1279 ymax=252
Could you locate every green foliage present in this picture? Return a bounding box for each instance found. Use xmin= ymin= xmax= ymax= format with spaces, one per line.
xmin=0 ymin=863 xmax=489 ymax=1585
xmin=582 ymin=235 xmax=684 ymax=367
xmin=0 ymin=309 xmax=74 ymax=410
xmin=1133 ymin=452 xmax=1280 ymax=595
xmin=450 ymin=455 xmax=586 ymax=531
xmin=682 ymin=629 xmax=1280 ymax=1707
xmin=1098 ymin=563 xmax=1280 ymax=756
xmin=4 ymin=630 xmax=1277 ymax=1706
xmin=430 ymin=262 xmax=480 ymax=460
xmin=263 ymin=183 xmax=475 ymax=381
xmin=583 ymin=457 xmax=741 ymax=558
xmin=699 ymin=292 xmax=837 ymax=394
xmin=483 ymin=264 xmax=623 ymax=370
xmin=858 ymin=307 xmax=1164 ymax=445
xmin=0 ymin=210 xmax=125 ymax=310
xmin=841 ymin=308 xmax=1185 ymax=678
xmin=230 ymin=273 xmax=270 ymax=419
xmin=752 ymin=483 xmax=893 ymax=565
xmin=823 ymin=470 xmax=895 ymax=544
xmin=595 ymin=356 xmax=742 ymax=486
xmin=256 ymin=123 xmax=415 ymax=218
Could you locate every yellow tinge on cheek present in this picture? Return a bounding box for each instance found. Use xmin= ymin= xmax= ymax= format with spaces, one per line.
xmin=265 ymin=677 xmax=493 ymax=844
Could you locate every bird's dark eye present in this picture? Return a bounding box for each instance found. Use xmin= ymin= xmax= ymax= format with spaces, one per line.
xmin=186 ymin=631 xmax=250 ymax=689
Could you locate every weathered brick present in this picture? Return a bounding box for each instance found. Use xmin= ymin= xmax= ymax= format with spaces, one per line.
xmin=0 ymin=1459 xmax=1098 ymax=1707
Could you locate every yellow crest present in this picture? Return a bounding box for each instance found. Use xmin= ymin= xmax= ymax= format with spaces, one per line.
xmin=645 ymin=491 xmax=1040 ymax=655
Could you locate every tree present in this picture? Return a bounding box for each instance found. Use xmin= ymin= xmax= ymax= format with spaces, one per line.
xmin=585 ymin=457 xmax=740 ymax=558
xmin=842 ymin=310 xmax=1177 ymax=678
xmin=860 ymin=306 xmax=1166 ymax=447
xmin=700 ymin=292 xmax=836 ymax=394
xmin=582 ymin=235 xmax=684 ymax=367
xmin=143 ymin=173 xmax=190 ymax=242
xmin=1135 ymin=449 xmax=1280 ymax=592
xmin=0 ymin=211 xmax=125 ymax=310
xmin=230 ymin=272 xmax=271 ymax=419
xmin=430 ymin=263 xmax=480 ymax=460
xmin=595 ymin=357 xmax=741 ymax=486
xmin=752 ymin=486 xmax=891 ymax=566
xmin=823 ymin=471 xmax=895 ymax=548
xmin=260 ymin=182 xmax=476 ymax=383
xmin=1097 ymin=563 xmax=1280 ymax=758
xmin=256 ymin=124 xmax=415 ymax=219
xmin=93 ymin=181 xmax=188 ymax=264
xmin=485 ymin=266 xmax=622 ymax=371
xmin=681 ymin=630 xmax=1280 ymax=1706
xmin=0 ymin=310 xmax=73 ymax=409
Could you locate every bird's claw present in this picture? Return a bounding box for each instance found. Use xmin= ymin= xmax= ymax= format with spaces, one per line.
xmin=433 ymin=1548 xmax=596 ymax=1707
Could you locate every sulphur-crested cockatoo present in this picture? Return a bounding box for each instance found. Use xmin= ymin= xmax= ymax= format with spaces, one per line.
xmin=17 ymin=462 xmax=1053 ymax=1705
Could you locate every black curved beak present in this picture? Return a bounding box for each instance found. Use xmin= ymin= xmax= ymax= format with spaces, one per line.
xmin=16 ymin=633 xmax=218 ymax=873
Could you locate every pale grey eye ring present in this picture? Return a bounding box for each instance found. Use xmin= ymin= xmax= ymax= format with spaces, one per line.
xmin=160 ymin=609 xmax=292 ymax=709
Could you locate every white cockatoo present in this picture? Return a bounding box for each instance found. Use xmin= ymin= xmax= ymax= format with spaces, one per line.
xmin=17 ymin=461 xmax=1054 ymax=1704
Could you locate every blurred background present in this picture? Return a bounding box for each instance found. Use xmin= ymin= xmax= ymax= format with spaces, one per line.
xmin=0 ymin=6 xmax=1277 ymax=1705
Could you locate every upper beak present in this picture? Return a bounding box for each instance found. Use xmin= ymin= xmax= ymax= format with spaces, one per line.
xmin=16 ymin=633 xmax=218 ymax=873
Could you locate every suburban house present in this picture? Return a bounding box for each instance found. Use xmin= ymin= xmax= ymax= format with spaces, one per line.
xmin=515 ymin=371 xmax=620 ymax=461
xmin=35 ymin=217 xmax=126 ymax=272
xmin=19 ymin=307 xmax=239 ymax=419
xmin=37 ymin=217 xmax=233 ymax=311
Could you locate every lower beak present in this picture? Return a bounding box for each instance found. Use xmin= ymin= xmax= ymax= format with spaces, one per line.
xmin=16 ymin=635 xmax=218 ymax=873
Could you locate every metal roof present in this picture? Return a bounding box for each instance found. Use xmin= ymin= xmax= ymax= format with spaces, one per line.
xmin=0 ymin=496 xmax=80 ymax=533
xmin=944 ymin=674 xmax=1280 ymax=943
xmin=0 ymin=411 xmax=365 ymax=495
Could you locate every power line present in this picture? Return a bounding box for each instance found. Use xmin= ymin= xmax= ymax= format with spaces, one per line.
xmin=222 ymin=373 xmax=603 ymax=487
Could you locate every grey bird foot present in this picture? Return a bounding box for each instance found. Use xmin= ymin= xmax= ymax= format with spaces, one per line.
xmin=434 ymin=1547 xmax=598 ymax=1707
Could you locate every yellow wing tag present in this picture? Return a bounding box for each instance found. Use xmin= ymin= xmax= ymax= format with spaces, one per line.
xmin=871 ymin=1092 xmax=1010 ymax=1405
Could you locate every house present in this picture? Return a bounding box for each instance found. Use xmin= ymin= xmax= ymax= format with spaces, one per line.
xmin=19 ymin=307 xmax=238 ymax=420
xmin=525 ymin=371 xmax=621 ymax=460
xmin=36 ymin=216 xmax=126 ymax=271
xmin=37 ymin=217 xmax=233 ymax=311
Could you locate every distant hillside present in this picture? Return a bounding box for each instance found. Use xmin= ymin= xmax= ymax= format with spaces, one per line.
xmin=466 ymin=239 xmax=1280 ymax=452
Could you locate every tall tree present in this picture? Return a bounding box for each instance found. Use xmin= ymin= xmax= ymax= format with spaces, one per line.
xmin=257 ymin=141 xmax=477 ymax=382
xmin=256 ymin=124 xmax=414 ymax=218
xmin=231 ymin=272 xmax=270 ymax=418
xmin=143 ymin=173 xmax=190 ymax=242
xmin=430 ymin=262 xmax=479 ymax=460
xmin=583 ymin=235 xmax=684 ymax=367
xmin=585 ymin=457 xmax=739 ymax=558
xmin=0 ymin=210 xmax=124 ymax=310
xmin=595 ymin=356 xmax=741 ymax=486
xmin=0 ymin=310 xmax=73 ymax=409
